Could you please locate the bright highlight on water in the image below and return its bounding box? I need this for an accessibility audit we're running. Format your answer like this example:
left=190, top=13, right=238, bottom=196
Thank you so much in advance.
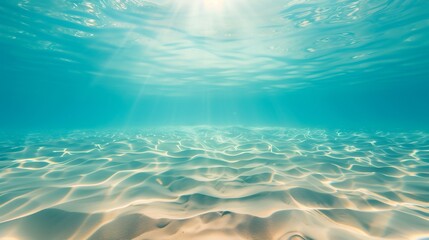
left=0, top=0, right=428, bottom=240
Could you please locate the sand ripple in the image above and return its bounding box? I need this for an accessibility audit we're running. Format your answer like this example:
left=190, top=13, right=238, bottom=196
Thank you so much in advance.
left=0, top=127, right=428, bottom=240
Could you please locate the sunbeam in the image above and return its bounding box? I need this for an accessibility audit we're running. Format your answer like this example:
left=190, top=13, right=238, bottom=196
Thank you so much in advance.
left=1, top=0, right=429, bottom=239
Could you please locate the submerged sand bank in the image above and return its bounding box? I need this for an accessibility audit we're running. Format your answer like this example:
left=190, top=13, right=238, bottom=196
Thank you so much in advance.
left=0, top=127, right=428, bottom=239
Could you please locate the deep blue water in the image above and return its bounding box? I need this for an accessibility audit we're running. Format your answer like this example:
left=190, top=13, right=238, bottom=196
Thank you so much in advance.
left=1, top=0, right=429, bottom=239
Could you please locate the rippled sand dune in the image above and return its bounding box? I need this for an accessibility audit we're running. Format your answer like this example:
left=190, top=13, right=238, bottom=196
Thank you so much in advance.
left=0, top=127, right=428, bottom=240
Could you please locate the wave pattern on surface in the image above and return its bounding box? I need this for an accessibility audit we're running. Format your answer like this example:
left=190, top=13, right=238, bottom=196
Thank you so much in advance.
left=0, top=127, right=428, bottom=240
left=1, top=0, right=429, bottom=94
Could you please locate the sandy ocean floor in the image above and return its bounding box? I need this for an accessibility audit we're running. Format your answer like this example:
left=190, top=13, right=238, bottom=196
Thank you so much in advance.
left=0, top=127, right=428, bottom=240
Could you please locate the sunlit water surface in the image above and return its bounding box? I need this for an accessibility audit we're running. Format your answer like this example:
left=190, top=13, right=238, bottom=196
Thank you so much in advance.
left=1, top=0, right=429, bottom=239
left=2, top=0, right=429, bottom=94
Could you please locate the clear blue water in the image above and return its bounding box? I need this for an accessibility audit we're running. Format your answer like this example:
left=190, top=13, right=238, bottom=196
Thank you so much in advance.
left=0, top=0, right=429, bottom=239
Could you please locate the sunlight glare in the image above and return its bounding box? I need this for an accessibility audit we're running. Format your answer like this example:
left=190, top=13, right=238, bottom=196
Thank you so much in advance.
left=203, top=0, right=225, bottom=12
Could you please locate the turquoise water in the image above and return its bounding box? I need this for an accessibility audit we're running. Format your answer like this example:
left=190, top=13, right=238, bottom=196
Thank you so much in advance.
left=1, top=0, right=429, bottom=239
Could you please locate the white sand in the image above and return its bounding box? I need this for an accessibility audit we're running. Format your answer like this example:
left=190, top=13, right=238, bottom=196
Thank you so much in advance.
left=0, top=127, right=428, bottom=239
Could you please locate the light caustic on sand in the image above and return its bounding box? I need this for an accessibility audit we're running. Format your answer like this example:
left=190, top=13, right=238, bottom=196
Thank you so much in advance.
left=0, top=127, right=428, bottom=240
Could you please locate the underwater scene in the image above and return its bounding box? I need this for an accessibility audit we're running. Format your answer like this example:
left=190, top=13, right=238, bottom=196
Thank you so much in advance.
left=1, top=0, right=429, bottom=239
